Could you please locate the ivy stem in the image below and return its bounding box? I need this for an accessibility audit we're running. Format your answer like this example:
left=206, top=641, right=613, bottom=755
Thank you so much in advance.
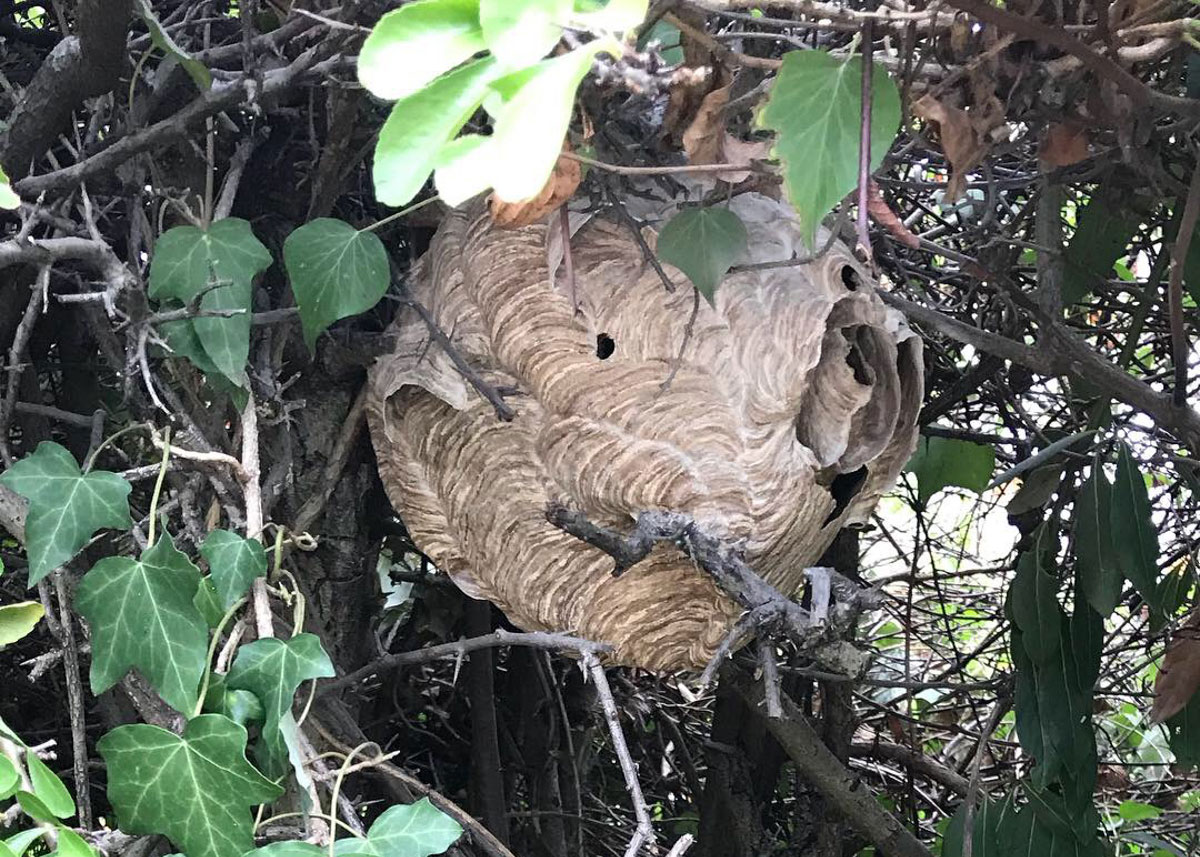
left=271, top=524, right=285, bottom=581
left=329, top=743, right=374, bottom=855
left=83, top=421, right=152, bottom=473
left=360, top=195, right=440, bottom=234
left=146, top=426, right=171, bottom=545
left=192, top=596, right=247, bottom=719
left=257, top=811, right=363, bottom=839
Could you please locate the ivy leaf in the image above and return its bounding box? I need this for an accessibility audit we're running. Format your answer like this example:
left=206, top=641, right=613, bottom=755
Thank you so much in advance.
left=148, top=219, right=272, bottom=384
left=358, top=0, right=486, bottom=101
left=199, top=530, right=267, bottom=610
left=226, top=634, right=334, bottom=770
left=242, top=844, right=324, bottom=857
left=0, top=601, right=43, bottom=647
left=1075, top=468, right=1122, bottom=617
left=98, top=715, right=284, bottom=857
left=374, top=56, right=500, bottom=207
left=1110, top=443, right=1161, bottom=619
left=656, top=207, right=748, bottom=302
left=194, top=577, right=226, bottom=628
left=201, top=675, right=265, bottom=729
left=283, top=219, right=391, bottom=349
left=480, top=0, right=570, bottom=68
left=0, top=442, right=132, bottom=586
left=904, top=436, right=995, bottom=507
left=76, top=534, right=209, bottom=714
left=333, top=798, right=463, bottom=857
left=757, top=50, right=901, bottom=248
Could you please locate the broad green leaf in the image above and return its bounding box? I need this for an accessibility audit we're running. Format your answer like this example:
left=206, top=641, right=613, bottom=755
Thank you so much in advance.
left=25, top=754, right=73, bottom=819
left=1165, top=693, right=1200, bottom=768
left=200, top=529, right=267, bottom=610
left=1117, top=800, right=1162, bottom=822
left=942, top=797, right=1002, bottom=857
left=988, top=429, right=1097, bottom=489
left=283, top=219, right=390, bottom=349
left=480, top=0, right=570, bottom=68
left=0, top=755, right=18, bottom=799
left=1010, top=544, right=1062, bottom=665
left=54, top=828, right=97, bottom=857
left=358, top=0, right=486, bottom=101
left=201, top=675, right=265, bottom=728
left=242, top=844, right=324, bottom=857
left=433, top=134, right=493, bottom=204
left=1076, top=468, right=1122, bottom=617
left=374, top=56, right=500, bottom=207
left=76, top=534, right=208, bottom=714
left=0, top=165, right=20, bottom=210
left=0, top=843, right=19, bottom=857
left=332, top=798, right=463, bottom=857
left=1110, top=443, right=1161, bottom=618
left=97, top=715, right=283, bottom=857
left=904, top=435, right=995, bottom=506
left=757, top=50, right=901, bottom=248
left=135, top=0, right=211, bottom=90
left=0, top=442, right=132, bottom=585
left=4, top=829, right=45, bottom=857
left=484, top=43, right=609, bottom=202
left=226, top=634, right=334, bottom=772
left=16, top=791, right=61, bottom=823
left=148, top=219, right=272, bottom=384
left=656, top=207, right=748, bottom=303
left=0, top=601, right=43, bottom=646
left=193, top=576, right=226, bottom=628
left=996, top=799, right=1105, bottom=857
left=1061, top=191, right=1138, bottom=306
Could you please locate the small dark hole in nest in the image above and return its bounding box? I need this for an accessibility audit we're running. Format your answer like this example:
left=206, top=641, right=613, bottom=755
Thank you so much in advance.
left=823, top=465, right=869, bottom=525
left=596, top=333, right=615, bottom=360
left=841, top=265, right=861, bottom=291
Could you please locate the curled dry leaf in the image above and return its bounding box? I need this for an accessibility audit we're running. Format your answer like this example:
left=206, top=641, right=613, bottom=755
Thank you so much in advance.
left=1039, top=121, right=1090, bottom=168
left=489, top=142, right=581, bottom=230
left=681, top=80, right=770, bottom=184
left=1150, top=608, right=1200, bottom=723
left=913, top=93, right=1003, bottom=201
left=866, top=179, right=919, bottom=249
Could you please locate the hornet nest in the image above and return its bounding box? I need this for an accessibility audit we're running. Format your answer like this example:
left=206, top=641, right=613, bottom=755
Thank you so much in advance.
left=366, top=192, right=923, bottom=672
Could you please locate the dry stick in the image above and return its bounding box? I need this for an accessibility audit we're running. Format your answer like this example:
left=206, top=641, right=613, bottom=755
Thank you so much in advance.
left=960, top=694, right=1012, bottom=857
left=320, top=629, right=613, bottom=696
left=664, top=835, right=695, bottom=857
left=52, top=570, right=92, bottom=829
left=758, top=640, right=783, bottom=719
left=584, top=651, right=657, bottom=857
left=855, top=19, right=875, bottom=266
left=0, top=279, right=46, bottom=466
left=240, top=392, right=273, bottom=639
left=1168, top=163, right=1200, bottom=408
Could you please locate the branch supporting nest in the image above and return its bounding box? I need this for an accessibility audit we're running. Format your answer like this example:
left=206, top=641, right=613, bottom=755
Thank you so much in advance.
left=546, top=504, right=877, bottom=678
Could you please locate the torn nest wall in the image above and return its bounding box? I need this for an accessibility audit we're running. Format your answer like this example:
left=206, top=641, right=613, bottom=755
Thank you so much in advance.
left=366, top=193, right=924, bottom=672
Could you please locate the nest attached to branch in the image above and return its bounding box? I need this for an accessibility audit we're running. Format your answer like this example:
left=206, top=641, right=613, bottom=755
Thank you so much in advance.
left=366, top=193, right=923, bottom=672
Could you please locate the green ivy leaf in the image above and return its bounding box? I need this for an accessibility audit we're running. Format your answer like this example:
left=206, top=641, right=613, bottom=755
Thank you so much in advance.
left=0, top=601, right=43, bottom=647
left=0, top=442, right=132, bottom=586
left=358, top=0, right=486, bottom=101
left=24, top=754, right=74, bottom=820
left=226, top=634, right=334, bottom=770
left=242, top=844, right=324, bottom=857
left=904, top=436, right=995, bottom=507
left=655, top=207, right=748, bottom=303
left=480, top=0, right=570, bottom=68
left=332, top=798, right=463, bottom=857
left=194, top=577, right=226, bottom=628
left=757, top=50, right=900, bottom=248
left=199, top=530, right=267, bottom=610
left=1075, top=468, right=1122, bottom=617
left=1110, top=443, right=1161, bottom=620
left=76, top=534, right=208, bottom=714
left=0, top=165, right=21, bottom=210
left=135, top=0, right=211, bottom=90
left=374, top=56, right=500, bottom=207
left=283, top=219, right=391, bottom=349
left=201, top=675, right=265, bottom=728
left=148, top=219, right=272, bottom=384
left=97, top=715, right=284, bottom=857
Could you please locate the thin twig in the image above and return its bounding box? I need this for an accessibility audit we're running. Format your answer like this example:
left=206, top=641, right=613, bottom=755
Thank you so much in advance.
left=0, top=281, right=47, bottom=466
left=1168, top=163, right=1200, bottom=407
left=52, top=571, right=92, bottom=829
left=855, top=19, right=875, bottom=266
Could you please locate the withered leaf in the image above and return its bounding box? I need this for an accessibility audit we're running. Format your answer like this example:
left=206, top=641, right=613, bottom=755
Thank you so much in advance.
left=490, top=141, right=581, bottom=229
left=1151, top=608, right=1200, bottom=724
left=1039, top=121, right=1090, bottom=168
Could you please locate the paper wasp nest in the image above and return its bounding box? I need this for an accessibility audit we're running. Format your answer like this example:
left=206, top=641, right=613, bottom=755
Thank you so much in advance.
left=366, top=193, right=923, bottom=671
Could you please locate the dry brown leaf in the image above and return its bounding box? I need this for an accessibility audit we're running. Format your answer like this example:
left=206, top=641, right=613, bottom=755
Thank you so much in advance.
left=1150, top=608, right=1200, bottom=723
left=866, top=179, right=920, bottom=249
left=490, top=142, right=581, bottom=229
left=682, top=82, right=731, bottom=165
left=913, top=94, right=988, bottom=202
left=1039, top=121, right=1090, bottom=167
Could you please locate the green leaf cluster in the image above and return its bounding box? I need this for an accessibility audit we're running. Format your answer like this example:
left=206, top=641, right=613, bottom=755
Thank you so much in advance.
left=904, top=435, right=995, bottom=507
